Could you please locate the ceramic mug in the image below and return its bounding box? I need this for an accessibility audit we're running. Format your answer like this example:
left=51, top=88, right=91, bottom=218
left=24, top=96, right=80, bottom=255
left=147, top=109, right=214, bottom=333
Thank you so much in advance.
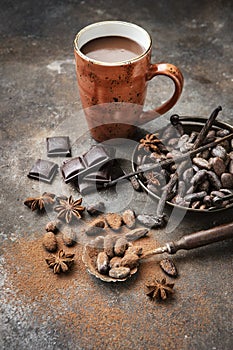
left=74, top=21, right=183, bottom=142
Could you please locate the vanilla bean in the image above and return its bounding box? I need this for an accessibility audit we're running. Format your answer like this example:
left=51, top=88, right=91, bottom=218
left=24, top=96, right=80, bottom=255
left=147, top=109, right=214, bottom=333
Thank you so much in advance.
left=103, top=133, right=233, bottom=188
left=156, top=172, right=178, bottom=217
left=193, top=106, right=222, bottom=149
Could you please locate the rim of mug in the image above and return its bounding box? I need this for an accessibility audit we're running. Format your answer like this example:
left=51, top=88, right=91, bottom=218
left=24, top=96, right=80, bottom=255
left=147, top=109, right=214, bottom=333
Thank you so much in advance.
left=74, top=20, right=152, bottom=66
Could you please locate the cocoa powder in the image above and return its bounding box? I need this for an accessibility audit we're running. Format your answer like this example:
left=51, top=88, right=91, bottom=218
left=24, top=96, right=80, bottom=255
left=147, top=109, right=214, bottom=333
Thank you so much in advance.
left=1, top=229, right=212, bottom=349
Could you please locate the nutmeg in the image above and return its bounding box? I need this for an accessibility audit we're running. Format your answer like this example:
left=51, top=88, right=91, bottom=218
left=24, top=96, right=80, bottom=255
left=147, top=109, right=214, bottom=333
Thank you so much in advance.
left=42, top=232, right=58, bottom=252
left=62, top=229, right=76, bottom=247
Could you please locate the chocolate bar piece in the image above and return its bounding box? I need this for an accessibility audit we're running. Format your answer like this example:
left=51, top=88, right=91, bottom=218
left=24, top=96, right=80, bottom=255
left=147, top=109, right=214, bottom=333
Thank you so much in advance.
left=46, top=136, right=71, bottom=157
left=76, top=160, right=125, bottom=195
left=61, top=145, right=115, bottom=183
left=27, top=159, right=58, bottom=183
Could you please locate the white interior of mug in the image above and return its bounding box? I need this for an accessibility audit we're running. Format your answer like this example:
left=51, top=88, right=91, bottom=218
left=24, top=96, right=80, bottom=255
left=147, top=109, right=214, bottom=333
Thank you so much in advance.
left=74, top=21, right=151, bottom=65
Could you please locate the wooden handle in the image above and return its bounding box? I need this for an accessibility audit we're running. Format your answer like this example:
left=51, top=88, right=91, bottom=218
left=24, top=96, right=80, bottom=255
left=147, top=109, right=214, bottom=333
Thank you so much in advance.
left=168, top=222, right=233, bottom=253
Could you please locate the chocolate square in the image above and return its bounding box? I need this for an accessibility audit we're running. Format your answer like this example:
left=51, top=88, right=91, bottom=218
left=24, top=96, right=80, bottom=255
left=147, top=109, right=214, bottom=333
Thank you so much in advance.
left=76, top=160, right=125, bottom=194
left=27, top=159, right=58, bottom=183
left=46, top=136, right=71, bottom=157
left=83, top=145, right=109, bottom=167
left=61, top=157, right=86, bottom=183
left=60, top=145, right=116, bottom=183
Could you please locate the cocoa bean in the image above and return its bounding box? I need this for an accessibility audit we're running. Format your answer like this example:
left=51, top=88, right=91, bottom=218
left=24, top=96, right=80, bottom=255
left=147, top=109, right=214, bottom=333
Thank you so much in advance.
left=109, top=256, right=122, bottom=269
left=90, top=236, right=105, bottom=249
left=85, top=219, right=106, bottom=236
left=86, top=201, right=105, bottom=216
left=190, top=169, right=207, bottom=186
left=206, top=130, right=216, bottom=142
left=122, top=209, right=136, bottom=229
left=114, top=237, right=129, bottom=256
left=199, top=149, right=210, bottom=160
left=104, top=235, right=117, bottom=258
left=105, top=213, right=122, bottom=231
left=109, top=266, right=131, bottom=279
left=203, top=195, right=212, bottom=207
left=216, top=129, right=230, bottom=137
left=159, top=258, right=178, bottom=277
left=229, top=160, right=233, bottom=174
left=184, top=191, right=207, bottom=202
left=211, top=145, right=227, bottom=159
left=221, top=173, right=233, bottom=189
left=198, top=180, right=210, bottom=192
left=120, top=253, right=140, bottom=269
left=192, top=157, right=211, bottom=170
left=125, top=227, right=149, bottom=241
left=97, top=252, right=109, bottom=275
left=211, top=157, right=226, bottom=176
left=207, top=171, right=222, bottom=190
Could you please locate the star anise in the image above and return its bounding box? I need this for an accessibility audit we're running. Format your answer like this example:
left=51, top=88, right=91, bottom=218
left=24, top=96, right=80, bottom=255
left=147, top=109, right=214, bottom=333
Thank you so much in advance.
left=145, top=277, right=174, bottom=300
left=24, top=192, right=56, bottom=211
left=144, top=171, right=160, bottom=186
left=45, top=249, right=75, bottom=274
left=138, top=133, right=162, bottom=153
left=54, top=195, right=85, bottom=223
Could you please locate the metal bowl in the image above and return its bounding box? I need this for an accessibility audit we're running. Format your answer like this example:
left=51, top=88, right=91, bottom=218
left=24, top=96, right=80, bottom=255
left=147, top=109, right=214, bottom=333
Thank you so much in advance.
left=132, top=117, right=233, bottom=213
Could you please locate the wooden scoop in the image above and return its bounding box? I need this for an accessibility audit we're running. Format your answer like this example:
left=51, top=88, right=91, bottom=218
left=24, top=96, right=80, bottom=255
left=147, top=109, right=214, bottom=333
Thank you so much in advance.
left=82, top=222, right=233, bottom=282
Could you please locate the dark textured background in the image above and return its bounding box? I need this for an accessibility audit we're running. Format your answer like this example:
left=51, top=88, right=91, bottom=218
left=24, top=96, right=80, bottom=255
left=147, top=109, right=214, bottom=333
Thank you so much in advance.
left=0, top=1, right=233, bottom=349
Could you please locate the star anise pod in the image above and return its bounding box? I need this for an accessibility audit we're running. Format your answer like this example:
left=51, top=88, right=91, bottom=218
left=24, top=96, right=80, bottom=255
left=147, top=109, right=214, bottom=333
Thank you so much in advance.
left=138, top=133, right=162, bottom=153
left=144, top=171, right=160, bottom=186
left=54, top=195, right=85, bottom=223
left=46, top=249, right=75, bottom=274
left=24, top=192, right=56, bottom=211
left=145, top=277, right=174, bottom=300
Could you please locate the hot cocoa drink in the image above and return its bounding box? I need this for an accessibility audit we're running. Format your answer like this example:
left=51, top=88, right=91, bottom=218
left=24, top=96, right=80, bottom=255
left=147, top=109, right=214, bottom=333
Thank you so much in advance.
left=81, top=36, right=144, bottom=62
left=74, top=21, right=183, bottom=141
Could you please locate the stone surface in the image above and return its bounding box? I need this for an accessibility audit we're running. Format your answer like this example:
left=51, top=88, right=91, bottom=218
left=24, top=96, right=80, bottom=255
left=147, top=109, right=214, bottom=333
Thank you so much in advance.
left=0, top=0, right=233, bottom=349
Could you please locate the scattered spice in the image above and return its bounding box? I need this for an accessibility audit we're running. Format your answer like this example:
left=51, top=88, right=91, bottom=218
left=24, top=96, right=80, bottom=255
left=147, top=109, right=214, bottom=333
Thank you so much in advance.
left=159, top=258, right=178, bottom=277
left=145, top=277, right=175, bottom=300
left=24, top=192, right=56, bottom=211
left=54, top=195, right=85, bottom=223
left=42, top=231, right=58, bottom=252
left=138, top=133, right=162, bottom=153
left=45, top=249, right=75, bottom=274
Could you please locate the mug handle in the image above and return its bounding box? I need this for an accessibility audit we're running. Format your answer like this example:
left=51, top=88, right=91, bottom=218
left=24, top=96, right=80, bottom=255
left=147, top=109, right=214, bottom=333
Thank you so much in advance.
left=139, top=63, right=184, bottom=124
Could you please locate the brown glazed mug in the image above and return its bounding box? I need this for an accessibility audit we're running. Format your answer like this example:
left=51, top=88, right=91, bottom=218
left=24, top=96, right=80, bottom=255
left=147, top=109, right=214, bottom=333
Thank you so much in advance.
left=74, top=21, right=183, bottom=142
